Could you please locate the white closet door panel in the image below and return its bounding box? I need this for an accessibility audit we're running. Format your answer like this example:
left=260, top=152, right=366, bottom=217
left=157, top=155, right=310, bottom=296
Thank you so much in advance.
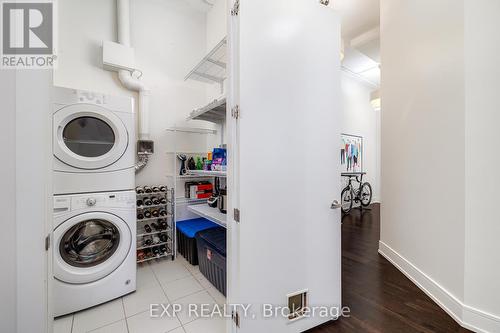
left=232, top=0, right=342, bottom=332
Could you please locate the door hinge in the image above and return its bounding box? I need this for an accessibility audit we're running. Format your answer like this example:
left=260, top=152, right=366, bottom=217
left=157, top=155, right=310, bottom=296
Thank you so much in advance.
left=234, top=208, right=240, bottom=223
left=232, top=310, right=241, bottom=328
left=231, top=105, right=240, bottom=119
left=319, top=0, right=330, bottom=6
left=45, top=234, right=50, bottom=251
left=231, top=0, right=240, bottom=16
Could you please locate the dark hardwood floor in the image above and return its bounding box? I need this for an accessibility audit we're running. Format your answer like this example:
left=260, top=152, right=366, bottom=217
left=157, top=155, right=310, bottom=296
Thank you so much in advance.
left=307, top=204, right=471, bottom=333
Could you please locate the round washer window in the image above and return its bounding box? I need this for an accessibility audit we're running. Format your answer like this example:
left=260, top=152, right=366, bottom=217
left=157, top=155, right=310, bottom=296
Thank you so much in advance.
left=60, top=219, right=120, bottom=268
left=63, top=117, right=115, bottom=158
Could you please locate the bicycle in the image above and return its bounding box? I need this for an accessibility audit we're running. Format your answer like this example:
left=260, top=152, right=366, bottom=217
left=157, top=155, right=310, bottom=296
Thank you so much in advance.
left=341, top=172, right=372, bottom=214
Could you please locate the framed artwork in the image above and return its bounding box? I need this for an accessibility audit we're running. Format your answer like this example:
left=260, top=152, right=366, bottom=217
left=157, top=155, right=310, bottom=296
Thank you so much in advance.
left=341, top=134, right=363, bottom=172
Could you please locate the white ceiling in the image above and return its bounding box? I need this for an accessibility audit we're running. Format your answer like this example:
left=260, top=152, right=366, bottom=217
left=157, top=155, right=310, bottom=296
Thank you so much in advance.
left=184, top=0, right=213, bottom=11
left=333, top=0, right=380, bottom=40
left=335, top=0, right=380, bottom=87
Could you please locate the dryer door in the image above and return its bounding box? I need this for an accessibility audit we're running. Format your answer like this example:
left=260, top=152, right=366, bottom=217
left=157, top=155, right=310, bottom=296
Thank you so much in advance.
left=54, top=212, right=132, bottom=284
left=53, top=104, right=129, bottom=170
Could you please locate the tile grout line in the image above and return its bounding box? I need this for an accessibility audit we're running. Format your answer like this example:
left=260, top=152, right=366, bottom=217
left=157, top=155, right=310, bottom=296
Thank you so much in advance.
left=180, top=257, right=228, bottom=328
left=121, top=298, right=130, bottom=333
left=83, top=317, right=127, bottom=333
left=148, top=261, right=185, bottom=331
left=61, top=259, right=193, bottom=333
left=149, top=259, right=194, bottom=285
left=176, top=256, right=210, bottom=332
left=149, top=261, right=173, bottom=304
left=157, top=258, right=191, bottom=332
left=74, top=296, right=132, bottom=333
left=148, top=255, right=226, bottom=332
left=182, top=259, right=220, bottom=304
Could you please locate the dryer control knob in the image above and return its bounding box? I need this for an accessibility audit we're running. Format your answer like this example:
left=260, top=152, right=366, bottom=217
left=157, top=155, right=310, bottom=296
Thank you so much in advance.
left=86, top=198, right=97, bottom=207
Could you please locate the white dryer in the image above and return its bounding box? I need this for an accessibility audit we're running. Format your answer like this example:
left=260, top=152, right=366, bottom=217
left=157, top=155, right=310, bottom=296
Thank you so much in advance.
left=53, top=87, right=136, bottom=195
left=53, top=190, right=136, bottom=317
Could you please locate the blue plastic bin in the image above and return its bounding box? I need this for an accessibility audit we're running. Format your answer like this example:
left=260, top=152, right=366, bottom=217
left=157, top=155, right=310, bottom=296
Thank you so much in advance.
left=176, top=218, right=218, bottom=265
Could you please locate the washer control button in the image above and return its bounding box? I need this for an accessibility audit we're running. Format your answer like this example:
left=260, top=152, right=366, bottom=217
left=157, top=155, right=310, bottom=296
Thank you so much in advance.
left=86, top=198, right=97, bottom=207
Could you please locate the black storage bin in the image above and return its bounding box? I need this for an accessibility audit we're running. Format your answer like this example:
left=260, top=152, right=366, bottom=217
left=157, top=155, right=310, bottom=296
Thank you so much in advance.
left=177, top=218, right=218, bottom=265
left=196, top=227, right=227, bottom=296
left=177, top=229, right=198, bottom=264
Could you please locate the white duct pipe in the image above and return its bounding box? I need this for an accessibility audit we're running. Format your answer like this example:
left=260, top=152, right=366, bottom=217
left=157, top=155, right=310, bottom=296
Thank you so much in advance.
left=117, top=0, right=131, bottom=47
left=118, top=71, right=151, bottom=140
left=117, top=0, right=151, bottom=141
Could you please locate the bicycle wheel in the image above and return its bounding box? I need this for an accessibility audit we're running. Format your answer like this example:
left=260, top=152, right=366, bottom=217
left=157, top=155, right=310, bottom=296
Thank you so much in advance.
left=341, top=187, right=354, bottom=213
left=360, top=182, right=373, bottom=207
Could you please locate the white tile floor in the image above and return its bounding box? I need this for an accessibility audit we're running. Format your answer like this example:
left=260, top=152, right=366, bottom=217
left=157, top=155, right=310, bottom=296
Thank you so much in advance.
left=54, top=256, right=226, bottom=333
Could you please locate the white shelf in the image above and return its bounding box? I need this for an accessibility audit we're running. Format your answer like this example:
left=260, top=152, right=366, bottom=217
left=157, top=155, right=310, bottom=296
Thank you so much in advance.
left=166, top=174, right=214, bottom=179
left=188, top=204, right=227, bottom=228
left=185, top=38, right=227, bottom=87
left=165, top=127, right=217, bottom=135
left=186, top=169, right=227, bottom=178
left=166, top=151, right=210, bottom=155
left=176, top=197, right=208, bottom=204
left=187, top=97, right=226, bottom=124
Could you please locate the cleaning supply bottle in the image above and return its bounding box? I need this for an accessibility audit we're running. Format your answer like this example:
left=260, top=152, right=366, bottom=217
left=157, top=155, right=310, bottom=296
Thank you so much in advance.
left=196, top=156, right=203, bottom=170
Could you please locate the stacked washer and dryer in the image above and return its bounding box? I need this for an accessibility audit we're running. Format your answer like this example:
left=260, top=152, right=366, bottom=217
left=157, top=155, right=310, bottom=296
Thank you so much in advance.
left=52, top=87, right=137, bottom=317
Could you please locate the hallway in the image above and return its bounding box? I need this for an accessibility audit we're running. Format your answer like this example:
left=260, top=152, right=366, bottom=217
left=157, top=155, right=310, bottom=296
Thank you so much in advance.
left=308, top=204, right=471, bottom=333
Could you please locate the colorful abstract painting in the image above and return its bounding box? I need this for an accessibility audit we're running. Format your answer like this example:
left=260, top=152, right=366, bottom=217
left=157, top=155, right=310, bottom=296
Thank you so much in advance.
left=341, top=134, right=363, bottom=172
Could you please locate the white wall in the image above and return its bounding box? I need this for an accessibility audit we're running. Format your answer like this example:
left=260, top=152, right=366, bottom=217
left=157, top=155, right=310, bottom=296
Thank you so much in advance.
left=206, top=0, right=227, bottom=51
left=54, top=0, right=214, bottom=186
left=341, top=73, right=381, bottom=202
left=464, top=0, right=500, bottom=322
left=380, top=0, right=500, bottom=331
left=380, top=0, right=466, bottom=300
left=205, top=0, right=228, bottom=104
left=0, top=68, right=17, bottom=333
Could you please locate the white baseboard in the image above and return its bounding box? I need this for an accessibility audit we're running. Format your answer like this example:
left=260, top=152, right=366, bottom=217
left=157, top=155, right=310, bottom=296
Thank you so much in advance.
left=378, top=241, right=500, bottom=333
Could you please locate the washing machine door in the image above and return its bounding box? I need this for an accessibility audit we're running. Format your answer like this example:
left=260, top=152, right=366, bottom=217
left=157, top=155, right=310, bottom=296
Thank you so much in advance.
left=54, top=212, right=132, bottom=284
left=53, top=104, right=129, bottom=170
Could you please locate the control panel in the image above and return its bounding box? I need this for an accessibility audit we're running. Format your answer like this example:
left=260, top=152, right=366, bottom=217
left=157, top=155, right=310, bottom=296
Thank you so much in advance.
left=53, top=191, right=136, bottom=212
left=76, top=91, right=106, bottom=105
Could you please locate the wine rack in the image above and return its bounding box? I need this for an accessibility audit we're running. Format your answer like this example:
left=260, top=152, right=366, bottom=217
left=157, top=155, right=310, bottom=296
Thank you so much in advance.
left=136, top=185, right=175, bottom=263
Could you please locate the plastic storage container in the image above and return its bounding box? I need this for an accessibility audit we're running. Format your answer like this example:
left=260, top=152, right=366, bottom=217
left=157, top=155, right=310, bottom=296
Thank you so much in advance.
left=176, top=218, right=218, bottom=265
left=196, top=227, right=227, bottom=296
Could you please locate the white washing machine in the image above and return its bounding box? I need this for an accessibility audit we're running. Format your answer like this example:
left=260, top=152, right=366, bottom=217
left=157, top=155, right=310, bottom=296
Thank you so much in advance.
left=53, top=87, right=136, bottom=195
left=53, top=190, right=136, bottom=317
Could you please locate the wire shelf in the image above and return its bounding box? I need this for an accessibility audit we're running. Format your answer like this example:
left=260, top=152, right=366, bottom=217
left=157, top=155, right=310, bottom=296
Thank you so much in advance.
left=136, top=186, right=176, bottom=262
left=137, top=240, right=173, bottom=251
left=187, top=97, right=227, bottom=124
left=186, top=169, right=227, bottom=178
left=135, top=191, right=169, bottom=197
left=136, top=215, right=171, bottom=223
left=185, top=38, right=227, bottom=87
left=166, top=174, right=214, bottom=179
left=136, top=229, right=171, bottom=238
left=137, top=251, right=173, bottom=264
left=136, top=203, right=169, bottom=210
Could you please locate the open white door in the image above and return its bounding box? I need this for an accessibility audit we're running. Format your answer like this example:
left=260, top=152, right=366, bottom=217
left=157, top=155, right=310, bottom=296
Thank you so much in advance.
left=227, top=0, right=342, bottom=332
